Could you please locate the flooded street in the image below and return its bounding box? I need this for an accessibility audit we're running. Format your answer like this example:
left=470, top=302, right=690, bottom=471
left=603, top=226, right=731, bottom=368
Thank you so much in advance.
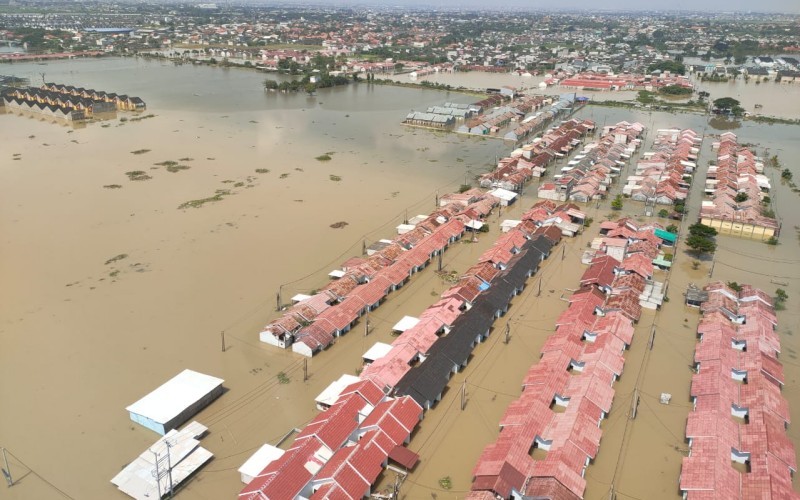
left=1, top=58, right=799, bottom=499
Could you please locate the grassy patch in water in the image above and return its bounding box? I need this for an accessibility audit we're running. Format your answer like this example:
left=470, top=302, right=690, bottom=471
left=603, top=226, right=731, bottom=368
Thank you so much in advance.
left=125, top=170, right=152, bottom=181
left=315, top=154, right=332, bottom=161
left=105, top=253, right=128, bottom=265
left=130, top=149, right=151, bottom=155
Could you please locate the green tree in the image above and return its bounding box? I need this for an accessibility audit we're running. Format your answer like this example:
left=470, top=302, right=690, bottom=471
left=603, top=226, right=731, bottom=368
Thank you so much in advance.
left=686, top=234, right=717, bottom=255
left=659, top=85, right=693, bottom=96
left=688, top=223, right=718, bottom=238
left=658, top=209, right=670, bottom=218
left=666, top=224, right=678, bottom=234
left=713, top=97, right=744, bottom=116
left=611, top=194, right=623, bottom=211
left=734, top=192, right=749, bottom=203
left=647, top=60, right=686, bottom=75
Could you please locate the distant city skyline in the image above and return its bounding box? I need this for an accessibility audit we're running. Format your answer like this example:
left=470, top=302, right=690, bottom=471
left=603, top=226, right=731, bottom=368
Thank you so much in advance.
left=267, top=0, right=800, bottom=14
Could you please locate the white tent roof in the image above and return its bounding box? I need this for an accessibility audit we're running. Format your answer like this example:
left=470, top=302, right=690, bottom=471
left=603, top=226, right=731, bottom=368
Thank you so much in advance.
left=238, top=444, right=286, bottom=484
left=126, top=370, right=224, bottom=425
left=328, top=269, right=346, bottom=278
left=314, top=374, right=360, bottom=407
left=392, top=315, right=420, bottom=332
left=488, top=187, right=518, bottom=202
left=500, top=220, right=522, bottom=231
left=396, top=224, right=416, bottom=234
left=363, top=342, right=393, bottom=363
left=291, top=293, right=312, bottom=303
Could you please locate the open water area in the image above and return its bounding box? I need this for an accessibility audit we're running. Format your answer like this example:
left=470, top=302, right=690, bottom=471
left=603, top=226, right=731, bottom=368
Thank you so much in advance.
left=1, top=56, right=800, bottom=499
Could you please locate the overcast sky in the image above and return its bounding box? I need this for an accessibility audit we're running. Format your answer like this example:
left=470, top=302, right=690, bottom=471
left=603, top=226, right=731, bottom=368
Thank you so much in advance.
left=296, top=0, right=799, bottom=14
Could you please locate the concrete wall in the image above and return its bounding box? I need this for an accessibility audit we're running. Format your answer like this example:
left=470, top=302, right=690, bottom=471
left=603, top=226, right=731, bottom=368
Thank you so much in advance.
left=700, top=217, right=776, bottom=241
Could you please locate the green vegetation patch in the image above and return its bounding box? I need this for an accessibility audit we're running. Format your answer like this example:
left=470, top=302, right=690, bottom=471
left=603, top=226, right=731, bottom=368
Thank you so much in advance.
left=178, top=191, right=230, bottom=209
left=130, top=149, right=151, bottom=155
left=167, top=164, right=191, bottom=173
left=104, top=184, right=123, bottom=189
left=329, top=174, right=342, bottom=181
left=105, top=254, right=129, bottom=265
left=255, top=168, right=270, bottom=174
left=316, top=154, right=332, bottom=161
left=125, top=170, right=152, bottom=181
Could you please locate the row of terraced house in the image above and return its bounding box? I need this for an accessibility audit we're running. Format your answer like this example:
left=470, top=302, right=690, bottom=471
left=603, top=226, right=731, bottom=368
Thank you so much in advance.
left=699, top=132, right=779, bottom=241
left=679, top=282, right=798, bottom=499
left=623, top=128, right=702, bottom=206
left=467, top=216, right=672, bottom=500
left=239, top=196, right=591, bottom=499
left=259, top=188, right=521, bottom=357
left=538, top=121, right=644, bottom=202
left=2, top=87, right=116, bottom=118
left=40, top=82, right=146, bottom=111
left=480, top=118, right=595, bottom=191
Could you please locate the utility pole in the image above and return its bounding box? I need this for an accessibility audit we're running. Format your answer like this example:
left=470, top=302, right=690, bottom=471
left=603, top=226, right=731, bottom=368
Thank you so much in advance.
left=364, top=310, right=370, bottom=337
left=435, top=190, right=439, bottom=207
left=562, top=245, right=566, bottom=261
left=221, top=330, right=226, bottom=352
left=166, top=440, right=174, bottom=499
left=2, top=447, right=12, bottom=487
left=504, top=322, right=510, bottom=344
left=630, top=389, right=639, bottom=420
left=303, top=358, right=308, bottom=382
left=437, top=252, right=443, bottom=272
left=362, top=240, right=366, bottom=255
left=649, top=326, right=656, bottom=351
left=276, top=287, right=282, bottom=312
left=708, top=253, right=716, bottom=277
left=460, top=380, right=467, bottom=410
left=536, top=278, right=542, bottom=297
left=392, top=473, right=400, bottom=499
left=151, top=449, right=163, bottom=499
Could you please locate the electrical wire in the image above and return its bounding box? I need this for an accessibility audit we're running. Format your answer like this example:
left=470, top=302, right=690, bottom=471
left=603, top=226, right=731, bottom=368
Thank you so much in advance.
left=3, top=449, right=75, bottom=500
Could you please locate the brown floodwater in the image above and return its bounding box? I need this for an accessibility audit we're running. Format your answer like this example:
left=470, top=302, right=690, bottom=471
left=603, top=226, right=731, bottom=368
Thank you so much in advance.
left=1, top=58, right=799, bottom=500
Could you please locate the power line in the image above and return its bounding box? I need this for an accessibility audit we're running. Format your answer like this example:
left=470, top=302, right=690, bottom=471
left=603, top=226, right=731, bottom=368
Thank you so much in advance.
left=2, top=449, right=75, bottom=500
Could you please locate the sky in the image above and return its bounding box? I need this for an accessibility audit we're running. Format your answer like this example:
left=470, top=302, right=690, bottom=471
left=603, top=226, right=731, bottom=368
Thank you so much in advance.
left=292, top=0, right=800, bottom=14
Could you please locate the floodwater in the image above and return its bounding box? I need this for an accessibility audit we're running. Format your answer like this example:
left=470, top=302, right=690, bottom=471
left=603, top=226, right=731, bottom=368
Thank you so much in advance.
left=417, top=65, right=800, bottom=120
left=1, top=57, right=799, bottom=500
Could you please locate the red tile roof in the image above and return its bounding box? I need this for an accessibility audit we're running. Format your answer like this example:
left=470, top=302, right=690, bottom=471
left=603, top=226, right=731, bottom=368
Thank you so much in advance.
left=579, top=254, right=619, bottom=289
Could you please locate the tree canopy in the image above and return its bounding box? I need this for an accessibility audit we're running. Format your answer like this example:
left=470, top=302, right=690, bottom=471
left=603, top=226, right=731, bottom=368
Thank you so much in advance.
left=647, top=60, right=686, bottom=75
left=688, top=223, right=718, bottom=238
left=686, top=234, right=717, bottom=255
left=713, top=97, right=744, bottom=116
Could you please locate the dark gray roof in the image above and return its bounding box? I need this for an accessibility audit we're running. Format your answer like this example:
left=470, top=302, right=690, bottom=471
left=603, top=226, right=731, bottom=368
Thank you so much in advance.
left=394, top=237, right=556, bottom=407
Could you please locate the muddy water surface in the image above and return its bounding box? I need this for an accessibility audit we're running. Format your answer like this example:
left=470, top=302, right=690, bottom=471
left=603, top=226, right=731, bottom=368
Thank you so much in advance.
left=2, top=58, right=800, bottom=500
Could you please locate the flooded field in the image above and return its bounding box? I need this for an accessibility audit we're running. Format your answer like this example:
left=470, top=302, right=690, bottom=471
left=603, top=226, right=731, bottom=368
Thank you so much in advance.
left=1, top=57, right=799, bottom=499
